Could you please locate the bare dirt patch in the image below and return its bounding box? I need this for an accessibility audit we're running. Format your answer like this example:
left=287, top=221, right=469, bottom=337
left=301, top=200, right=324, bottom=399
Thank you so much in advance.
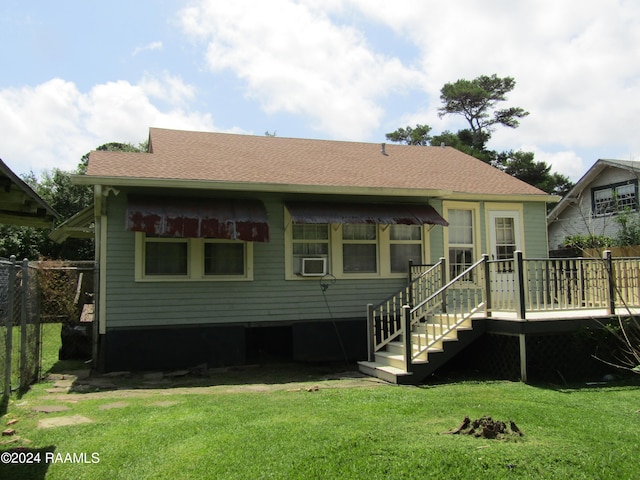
left=39, top=363, right=386, bottom=402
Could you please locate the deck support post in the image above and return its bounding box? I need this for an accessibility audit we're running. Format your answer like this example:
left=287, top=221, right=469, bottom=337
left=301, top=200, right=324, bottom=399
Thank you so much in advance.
left=482, top=254, right=492, bottom=318
left=439, top=257, right=447, bottom=314
left=366, top=303, right=374, bottom=362
left=519, top=334, right=528, bottom=383
left=603, top=250, right=615, bottom=315
left=514, top=251, right=526, bottom=320
left=402, top=305, right=412, bottom=373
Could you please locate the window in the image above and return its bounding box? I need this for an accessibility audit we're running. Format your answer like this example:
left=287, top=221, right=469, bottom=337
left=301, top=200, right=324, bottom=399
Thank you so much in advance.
left=389, top=225, right=422, bottom=273
left=136, top=233, right=253, bottom=281
left=284, top=208, right=431, bottom=279
left=592, top=181, right=638, bottom=216
left=292, top=224, right=329, bottom=275
left=447, top=209, right=474, bottom=280
left=342, top=224, right=377, bottom=273
left=204, top=242, right=245, bottom=276
left=494, top=217, right=516, bottom=260
left=145, top=238, right=188, bottom=276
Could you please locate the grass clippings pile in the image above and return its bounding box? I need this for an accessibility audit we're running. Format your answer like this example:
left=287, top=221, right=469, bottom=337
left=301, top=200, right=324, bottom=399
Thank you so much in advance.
left=443, top=415, right=523, bottom=440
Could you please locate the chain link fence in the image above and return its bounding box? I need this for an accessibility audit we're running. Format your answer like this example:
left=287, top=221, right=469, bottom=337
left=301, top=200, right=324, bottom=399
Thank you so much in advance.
left=1, top=256, right=42, bottom=398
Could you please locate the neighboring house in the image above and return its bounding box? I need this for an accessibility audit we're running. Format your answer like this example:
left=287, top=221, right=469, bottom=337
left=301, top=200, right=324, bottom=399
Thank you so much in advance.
left=0, top=158, right=58, bottom=228
left=74, top=128, right=555, bottom=372
left=547, top=159, right=640, bottom=251
left=0, top=158, right=57, bottom=346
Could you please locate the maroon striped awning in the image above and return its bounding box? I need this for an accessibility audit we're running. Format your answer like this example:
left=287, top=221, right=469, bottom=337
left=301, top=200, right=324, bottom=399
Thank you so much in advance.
left=126, top=195, right=269, bottom=242
left=285, top=201, right=448, bottom=226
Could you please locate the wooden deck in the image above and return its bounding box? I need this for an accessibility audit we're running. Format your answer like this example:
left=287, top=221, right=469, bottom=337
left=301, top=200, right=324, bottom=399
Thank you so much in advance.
left=362, top=253, right=640, bottom=384
left=474, top=307, right=640, bottom=336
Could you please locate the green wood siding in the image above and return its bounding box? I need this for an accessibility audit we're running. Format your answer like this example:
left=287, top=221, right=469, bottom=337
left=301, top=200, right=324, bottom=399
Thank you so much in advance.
left=522, top=202, right=549, bottom=257
left=102, top=191, right=548, bottom=329
left=104, top=191, right=408, bottom=329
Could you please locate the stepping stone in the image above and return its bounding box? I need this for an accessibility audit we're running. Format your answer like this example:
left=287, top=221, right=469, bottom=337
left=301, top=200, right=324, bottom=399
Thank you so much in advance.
left=99, top=402, right=129, bottom=410
left=38, top=415, right=93, bottom=429
left=54, top=380, right=74, bottom=388
left=33, top=405, right=71, bottom=413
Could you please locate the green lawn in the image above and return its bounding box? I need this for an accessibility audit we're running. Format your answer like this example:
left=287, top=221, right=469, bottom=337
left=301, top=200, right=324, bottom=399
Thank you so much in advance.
left=1, top=324, right=639, bottom=479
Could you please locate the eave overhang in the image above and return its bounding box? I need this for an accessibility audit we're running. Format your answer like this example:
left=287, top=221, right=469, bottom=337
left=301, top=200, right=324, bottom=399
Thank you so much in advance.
left=72, top=175, right=555, bottom=202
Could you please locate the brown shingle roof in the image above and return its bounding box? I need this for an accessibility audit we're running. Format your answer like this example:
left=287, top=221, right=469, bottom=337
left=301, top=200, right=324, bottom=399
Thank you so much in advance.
left=86, top=127, right=547, bottom=196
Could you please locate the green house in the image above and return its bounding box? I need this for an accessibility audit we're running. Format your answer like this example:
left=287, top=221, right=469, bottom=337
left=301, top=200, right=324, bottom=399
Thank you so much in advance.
left=75, top=128, right=556, bottom=372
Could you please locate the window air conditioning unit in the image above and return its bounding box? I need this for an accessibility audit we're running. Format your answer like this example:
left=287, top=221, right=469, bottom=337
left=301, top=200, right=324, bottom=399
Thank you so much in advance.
left=301, top=257, right=327, bottom=276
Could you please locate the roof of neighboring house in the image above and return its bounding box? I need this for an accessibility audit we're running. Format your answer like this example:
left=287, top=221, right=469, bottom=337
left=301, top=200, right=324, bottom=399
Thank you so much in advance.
left=547, top=159, right=640, bottom=225
left=49, top=205, right=95, bottom=243
left=80, top=127, right=553, bottom=200
left=0, top=158, right=59, bottom=228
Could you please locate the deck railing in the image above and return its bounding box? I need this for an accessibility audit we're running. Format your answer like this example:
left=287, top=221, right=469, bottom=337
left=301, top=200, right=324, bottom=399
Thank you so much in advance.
left=366, top=250, right=640, bottom=368
left=521, top=257, right=609, bottom=312
left=490, top=251, right=640, bottom=318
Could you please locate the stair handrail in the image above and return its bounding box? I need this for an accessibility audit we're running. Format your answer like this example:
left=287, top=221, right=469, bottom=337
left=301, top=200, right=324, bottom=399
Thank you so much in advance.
left=367, top=259, right=445, bottom=358
left=410, top=256, right=486, bottom=316
left=407, top=257, right=487, bottom=364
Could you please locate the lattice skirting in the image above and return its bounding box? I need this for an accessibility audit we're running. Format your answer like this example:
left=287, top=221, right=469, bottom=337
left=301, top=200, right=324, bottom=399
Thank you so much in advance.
left=445, top=332, right=617, bottom=383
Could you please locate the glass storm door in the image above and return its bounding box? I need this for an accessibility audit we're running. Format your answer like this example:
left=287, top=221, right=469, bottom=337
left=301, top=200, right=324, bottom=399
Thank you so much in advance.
left=488, top=211, right=521, bottom=306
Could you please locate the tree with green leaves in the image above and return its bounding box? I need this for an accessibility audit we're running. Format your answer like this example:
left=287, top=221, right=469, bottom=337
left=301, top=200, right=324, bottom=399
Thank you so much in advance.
left=384, top=124, right=432, bottom=146
left=385, top=74, right=572, bottom=196
left=493, top=150, right=573, bottom=197
left=438, top=74, right=529, bottom=150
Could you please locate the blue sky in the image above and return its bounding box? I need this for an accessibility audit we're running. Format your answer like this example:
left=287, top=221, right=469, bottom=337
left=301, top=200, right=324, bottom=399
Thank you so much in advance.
left=2, top=0, right=639, bottom=181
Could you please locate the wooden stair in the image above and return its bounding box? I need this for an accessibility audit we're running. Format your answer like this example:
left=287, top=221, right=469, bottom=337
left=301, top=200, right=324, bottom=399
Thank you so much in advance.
left=358, top=315, right=485, bottom=385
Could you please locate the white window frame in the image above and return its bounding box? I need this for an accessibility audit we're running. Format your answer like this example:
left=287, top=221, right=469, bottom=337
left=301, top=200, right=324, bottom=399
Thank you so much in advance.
left=290, top=223, right=330, bottom=277
left=284, top=208, right=429, bottom=280
left=591, top=181, right=638, bottom=217
left=443, top=201, right=481, bottom=283
left=135, top=232, right=254, bottom=282
left=341, top=224, right=379, bottom=275
left=389, top=224, right=424, bottom=274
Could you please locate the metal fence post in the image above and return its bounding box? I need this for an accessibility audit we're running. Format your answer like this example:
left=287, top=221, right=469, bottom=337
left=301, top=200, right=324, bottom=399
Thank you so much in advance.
left=19, top=259, right=28, bottom=390
left=33, top=263, right=42, bottom=382
left=4, top=256, right=16, bottom=398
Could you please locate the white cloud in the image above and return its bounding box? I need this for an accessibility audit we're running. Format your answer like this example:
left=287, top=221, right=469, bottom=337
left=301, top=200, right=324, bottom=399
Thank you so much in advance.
left=178, top=0, right=423, bottom=140
left=177, top=0, right=640, bottom=174
left=0, top=76, right=216, bottom=175
left=348, top=0, right=640, bottom=174
left=132, top=40, right=163, bottom=56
